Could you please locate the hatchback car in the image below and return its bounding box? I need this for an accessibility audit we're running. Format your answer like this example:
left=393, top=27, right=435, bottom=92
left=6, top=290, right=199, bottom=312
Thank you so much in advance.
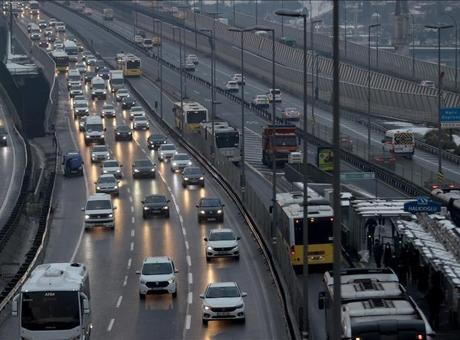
left=182, top=166, right=204, bottom=188
left=170, top=153, right=192, bottom=172
left=116, top=88, right=130, bottom=102
left=225, top=80, right=239, bottom=92
left=101, top=159, right=123, bottom=179
left=200, top=282, right=246, bottom=324
left=132, top=116, right=149, bottom=130
left=142, top=195, right=170, bottom=218
left=75, top=62, right=87, bottom=74
left=204, top=228, right=240, bottom=261
left=129, top=106, right=146, bottom=120
left=95, top=174, right=119, bottom=196
left=114, top=125, right=133, bottom=141
left=79, top=116, right=87, bottom=132
left=137, top=256, right=178, bottom=298
left=91, top=145, right=110, bottom=163
left=98, top=67, right=111, bottom=80
left=101, top=103, right=116, bottom=118
left=73, top=101, right=89, bottom=119
left=69, top=85, right=83, bottom=98
left=132, top=159, right=156, bottom=179
left=147, top=134, right=167, bottom=149
left=196, top=198, right=224, bottom=223
left=121, top=96, right=136, bottom=109
left=157, top=144, right=177, bottom=161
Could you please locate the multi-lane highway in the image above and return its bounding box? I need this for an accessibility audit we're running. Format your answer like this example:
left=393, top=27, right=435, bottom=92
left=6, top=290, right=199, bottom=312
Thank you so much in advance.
left=0, top=92, right=25, bottom=227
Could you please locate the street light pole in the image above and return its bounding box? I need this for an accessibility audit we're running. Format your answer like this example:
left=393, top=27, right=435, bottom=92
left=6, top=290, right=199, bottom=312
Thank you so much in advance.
left=276, top=9, right=309, bottom=339
left=410, top=14, right=415, bottom=80
left=367, top=23, right=380, bottom=161
left=173, top=27, right=184, bottom=124
left=443, top=13, right=458, bottom=90
left=425, top=24, right=453, bottom=180
left=311, top=19, right=322, bottom=128
left=155, top=19, right=163, bottom=121
left=344, top=0, right=347, bottom=57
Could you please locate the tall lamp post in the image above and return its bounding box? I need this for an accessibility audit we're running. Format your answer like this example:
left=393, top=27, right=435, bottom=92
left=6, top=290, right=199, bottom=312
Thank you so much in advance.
left=172, top=27, right=184, bottom=123
left=367, top=23, right=380, bottom=161
left=410, top=14, right=416, bottom=80
left=228, top=27, right=253, bottom=195
left=154, top=19, right=163, bottom=121
left=250, top=26, right=276, bottom=240
left=443, top=13, right=458, bottom=90
left=276, top=9, right=309, bottom=339
left=311, top=19, right=322, bottom=128
left=425, top=24, right=453, bottom=180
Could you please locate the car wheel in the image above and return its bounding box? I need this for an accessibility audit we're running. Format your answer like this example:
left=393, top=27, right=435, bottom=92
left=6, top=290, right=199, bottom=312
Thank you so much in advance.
left=197, top=216, right=202, bottom=223
left=201, top=182, right=205, bottom=188
left=142, top=213, right=147, bottom=219
left=235, top=255, right=240, bottom=261
left=139, top=293, right=145, bottom=300
left=165, top=212, right=170, bottom=218
left=172, top=291, right=177, bottom=298
left=206, top=256, right=211, bottom=262
left=240, top=317, right=245, bottom=324
left=202, top=319, right=208, bottom=326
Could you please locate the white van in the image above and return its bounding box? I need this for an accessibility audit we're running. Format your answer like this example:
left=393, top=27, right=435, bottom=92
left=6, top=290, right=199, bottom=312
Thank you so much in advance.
left=84, top=116, right=105, bottom=145
left=67, top=69, right=81, bottom=89
left=82, top=193, right=115, bottom=230
left=109, top=70, right=124, bottom=92
left=267, top=88, right=282, bottom=103
left=91, top=76, right=106, bottom=100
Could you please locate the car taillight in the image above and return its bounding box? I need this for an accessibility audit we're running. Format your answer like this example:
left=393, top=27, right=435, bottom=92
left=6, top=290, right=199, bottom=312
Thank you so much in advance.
left=290, top=246, right=295, bottom=256
left=417, top=335, right=424, bottom=340
left=432, top=185, right=439, bottom=189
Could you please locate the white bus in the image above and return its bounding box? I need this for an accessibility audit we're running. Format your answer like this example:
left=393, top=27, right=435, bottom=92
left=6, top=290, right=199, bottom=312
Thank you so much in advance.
left=200, top=121, right=240, bottom=164
left=382, top=129, right=415, bottom=159
left=63, top=40, right=79, bottom=62
left=319, top=268, right=434, bottom=340
left=109, top=70, right=124, bottom=92
left=12, top=263, right=92, bottom=340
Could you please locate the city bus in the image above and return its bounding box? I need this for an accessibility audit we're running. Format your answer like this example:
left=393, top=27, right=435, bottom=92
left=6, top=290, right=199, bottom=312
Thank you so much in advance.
left=63, top=40, right=79, bottom=62
left=276, top=189, right=334, bottom=270
left=50, top=49, right=70, bottom=72
left=174, top=101, right=208, bottom=133
left=382, top=129, right=415, bottom=159
left=200, top=121, right=240, bottom=164
left=116, top=53, right=142, bottom=77
left=12, top=263, right=92, bottom=340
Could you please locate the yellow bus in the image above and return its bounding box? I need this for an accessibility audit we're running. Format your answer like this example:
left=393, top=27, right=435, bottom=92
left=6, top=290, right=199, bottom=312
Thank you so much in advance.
left=276, top=190, right=334, bottom=270
left=116, top=53, right=141, bottom=77
left=173, top=101, right=208, bottom=133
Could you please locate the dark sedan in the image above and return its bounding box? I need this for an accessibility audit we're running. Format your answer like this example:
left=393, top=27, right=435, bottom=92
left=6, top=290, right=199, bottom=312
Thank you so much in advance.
left=132, top=159, right=156, bottom=178
left=182, top=166, right=204, bottom=188
left=142, top=195, right=170, bottom=218
left=114, top=125, right=132, bottom=141
left=38, top=41, right=49, bottom=49
left=98, top=67, right=111, bottom=80
left=84, top=71, right=95, bottom=84
left=94, top=60, right=105, bottom=73
left=121, top=96, right=136, bottom=110
left=196, top=198, right=224, bottom=223
left=147, top=134, right=167, bottom=150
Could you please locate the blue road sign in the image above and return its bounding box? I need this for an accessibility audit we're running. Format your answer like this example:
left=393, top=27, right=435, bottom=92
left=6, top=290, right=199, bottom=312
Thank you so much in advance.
left=403, top=196, right=441, bottom=214
left=440, top=108, right=460, bottom=128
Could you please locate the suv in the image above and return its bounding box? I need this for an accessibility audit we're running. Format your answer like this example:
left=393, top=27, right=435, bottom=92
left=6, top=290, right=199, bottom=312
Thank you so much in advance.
left=142, top=195, right=170, bottom=218
left=137, top=257, right=178, bottom=299
left=132, top=159, right=156, bottom=179
left=204, top=228, right=240, bottom=261
left=158, top=144, right=177, bottom=162
left=147, top=134, right=167, bottom=149
left=182, top=166, right=204, bottom=188
left=91, top=145, right=110, bottom=163
left=82, top=193, right=116, bottom=230
left=95, top=174, right=119, bottom=196
left=132, top=116, right=149, bottom=130
left=267, top=88, right=282, bottom=103
left=251, top=95, right=269, bottom=109
left=170, top=153, right=192, bottom=172
left=196, top=198, right=224, bottom=223
left=129, top=106, right=146, bottom=120
left=200, top=282, right=246, bottom=324
left=101, top=104, right=116, bottom=118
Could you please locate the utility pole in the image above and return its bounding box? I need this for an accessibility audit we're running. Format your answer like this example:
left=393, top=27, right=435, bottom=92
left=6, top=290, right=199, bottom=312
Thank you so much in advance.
left=311, top=19, right=322, bottom=128
left=367, top=23, right=380, bottom=161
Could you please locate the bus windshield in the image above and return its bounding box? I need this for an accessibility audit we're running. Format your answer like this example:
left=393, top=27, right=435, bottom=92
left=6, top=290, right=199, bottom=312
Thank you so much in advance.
left=21, top=291, right=80, bottom=331
left=186, top=110, right=207, bottom=124
left=274, top=136, right=297, bottom=147
left=294, top=218, right=333, bottom=244
left=215, top=132, right=239, bottom=148
left=126, top=60, right=140, bottom=69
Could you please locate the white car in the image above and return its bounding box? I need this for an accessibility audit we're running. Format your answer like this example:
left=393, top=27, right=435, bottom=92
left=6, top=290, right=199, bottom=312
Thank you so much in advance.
left=420, top=80, right=435, bottom=88
left=101, top=159, right=123, bottom=179
left=183, top=61, right=195, bottom=71
left=204, top=228, right=240, bottom=261
left=267, top=88, right=282, bottom=102
left=69, top=85, right=83, bottom=98
left=200, top=282, right=247, bottom=324
left=95, top=174, right=119, bottom=196
left=73, top=101, right=89, bottom=119
left=251, top=94, right=270, bottom=109
left=170, top=153, right=192, bottom=172
left=231, top=73, right=245, bottom=85
left=82, top=193, right=116, bottom=230
left=137, top=256, right=178, bottom=299
left=132, top=116, right=149, bottom=130
left=281, top=107, right=301, bottom=122
left=116, top=88, right=130, bottom=102
left=225, top=80, right=239, bottom=92
left=86, top=55, right=97, bottom=66
left=91, top=145, right=110, bottom=163
left=129, top=106, right=146, bottom=120
left=157, top=144, right=177, bottom=162
left=186, top=54, right=199, bottom=64
left=101, top=104, right=116, bottom=118
left=75, top=62, right=87, bottom=73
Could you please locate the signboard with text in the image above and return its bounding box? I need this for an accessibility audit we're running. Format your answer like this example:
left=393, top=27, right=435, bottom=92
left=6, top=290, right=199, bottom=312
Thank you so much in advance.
left=403, top=196, right=441, bottom=214
left=440, top=108, right=460, bottom=128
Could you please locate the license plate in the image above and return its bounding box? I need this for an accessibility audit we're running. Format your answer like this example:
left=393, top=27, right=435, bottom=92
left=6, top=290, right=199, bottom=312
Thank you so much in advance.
left=216, top=312, right=230, bottom=316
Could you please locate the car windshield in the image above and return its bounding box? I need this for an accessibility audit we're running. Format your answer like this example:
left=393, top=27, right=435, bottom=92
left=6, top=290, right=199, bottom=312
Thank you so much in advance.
left=75, top=103, right=87, bottom=108
left=206, top=286, right=240, bottom=298
left=134, top=117, right=146, bottom=121
left=93, top=146, right=108, bottom=152
left=103, top=105, right=114, bottom=110
left=118, top=90, right=128, bottom=94
left=99, top=176, right=115, bottom=184
left=209, top=231, right=235, bottom=241
left=274, top=136, right=297, bottom=147
left=142, top=262, right=172, bottom=275
left=174, top=154, right=189, bottom=161
left=162, top=145, right=176, bottom=151
left=131, top=107, right=143, bottom=112
left=150, top=135, right=165, bottom=141
left=135, top=160, right=152, bottom=167
left=86, top=199, right=111, bottom=210
left=145, top=196, right=166, bottom=204
left=183, top=167, right=201, bottom=175
left=104, top=161, right=118, bottom=167
left=200, top=199, right=221, bottom=207
left=117, top=125, right=129, bottom=132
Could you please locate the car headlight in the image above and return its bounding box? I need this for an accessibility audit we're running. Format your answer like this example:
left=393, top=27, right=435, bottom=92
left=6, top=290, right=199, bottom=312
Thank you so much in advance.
left=234, top=304, right=244, bottom=309
left=100, top=134, right=105, bottom=138
left=160, top=152, right=164, bottom=155
left=188, top=161, right=192, bottom=165
left=2, top=136, right=6, bottom=140
left=151, top=168, right=155, bottom=172
left=116, top=169, right=121, bottom=173
left=163, top=206, right=168, bottom=210
left=172, top=162, right=177, bottom=166
left=140, top=279, right=146, bottom=284
left=204, top=305, right=210, bottom=311
left=85, top=214, right=90, bottom=219
left=134, top=169, right=139, bottom=172
left=96, top=186, right=101, bottom=190
left=106, top=153, right=110, bottom=157
left=116, top=132, right=120, bottom=135
left=108, top=214, right=113, bottom=218
left=199, top=177, right=204, bottom=180
left=207, top=246, right=213, bottom=251
left=200, top=210, right=205, bottom=214
left=103, top=170, right=108, bottom=173
left=168, top=278, right=175, bottom=284
left=143, top=207, right=149, bottom=210
left=114, top=185, right=118, bottom=189
left=217, top=210, right=222, bottom=214
left=184, top=177, right=189, bottom=181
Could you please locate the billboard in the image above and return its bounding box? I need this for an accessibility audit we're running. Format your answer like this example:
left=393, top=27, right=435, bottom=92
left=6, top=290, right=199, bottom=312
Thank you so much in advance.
left=316, top=147, right=334, bottom=172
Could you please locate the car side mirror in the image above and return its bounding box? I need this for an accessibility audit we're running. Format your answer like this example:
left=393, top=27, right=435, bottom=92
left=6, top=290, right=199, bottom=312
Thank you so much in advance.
left=222, top=204, right=225, bottom=207
left=81, top=207, right=85, bottom=211
left=94, top=182, right=97, bottom=184
left=174, top=269, right=179, bottom=273
left=141, top=201, right=144, bottom=204
left=11, top=294, right=19, bottom=317
left=136, top=270, right=141, bottom=275
left=167, top=200, right=170, bottom=203
left=195, top=205, right=199, bottom=208
left=199, top=294, right=204, bottom=299
left=81, top=292, right=90, bottom=314
left=242, top=292, right=247, bottom=297
left=381, top=139, right=385, bottom=143
left=237, top=236, right=241, bottom=240
left=204, top=237, right=208, bottom=241
left=318, top=292, right=326, bottom=310
left=120, top=164, right=123, bottom=167
left=104, top=128, right=107, bottom=131
left=113, top=206, right=117, bottom=210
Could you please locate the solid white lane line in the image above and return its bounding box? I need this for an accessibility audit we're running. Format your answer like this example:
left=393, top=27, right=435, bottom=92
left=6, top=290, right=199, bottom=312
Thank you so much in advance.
left=185, top=315, right=191, bottom=330
left=129, top=196, right=133, bottom=202
left=182, top=227, right=187, bottom=236
left=130, top=242, right=134, bottom=251
left=185, top=241, right=189, bottom=250
left=127, top=258, right=132, bottom=269
left=127, top=187, right=131, bottom=193
left=188, top=273, right=193, bottom=285
left=186, top=255, right=191, bottom=267
left=130, top=205, right=134, bottom=213
left=131, top=229, right=135, bottom=237
left=187, top=292, right=193, bottom=304
left=116, top=296, right=123, bottom=308
left=131, top=217, right=135, bottom=224
left=179, top=215, right=184, bottom=224
left=123, top=275, right=128, bottom=287
left=107, top=318, right=115, bottom=332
